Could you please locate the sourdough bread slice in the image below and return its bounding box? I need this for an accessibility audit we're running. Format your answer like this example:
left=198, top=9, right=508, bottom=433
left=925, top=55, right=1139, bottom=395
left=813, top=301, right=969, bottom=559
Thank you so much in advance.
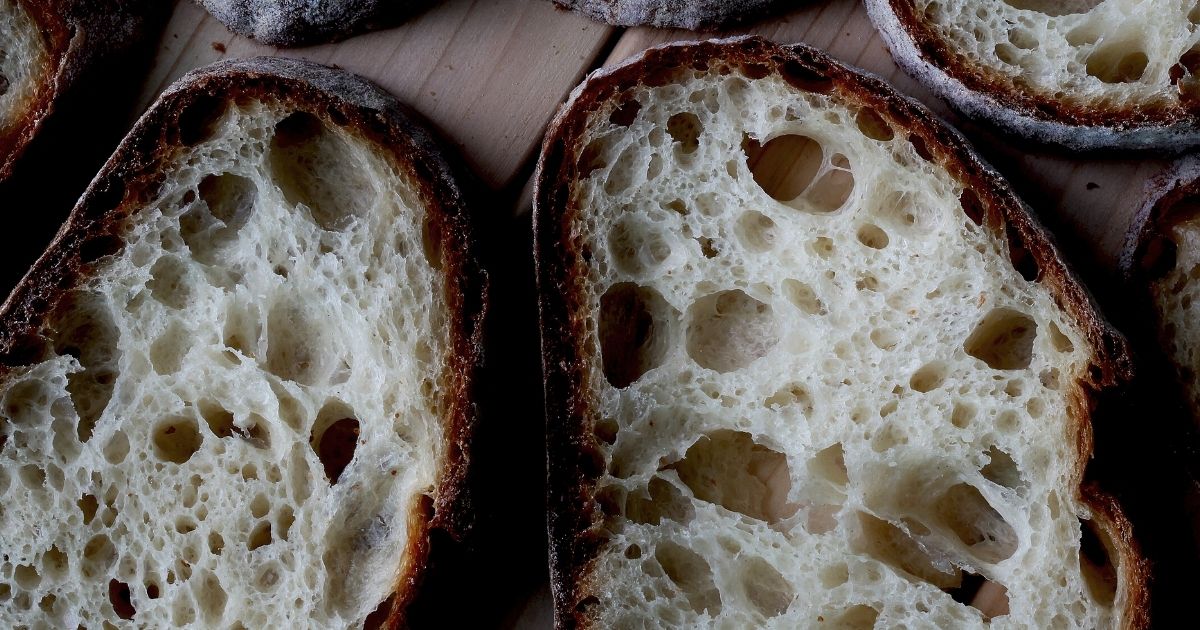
left=865, top=0, right=1200, bottom=151
left=0, top=0, right=156, bottom=181
left=535, top=36, right=1145, bottom=628
left=0, top=57, right=484, bottom=627
left=1122, top=156, right=1200, bottom=419
left=552, top=0, right=790, bottom=30
left=196, top=0, right=431, bottom=47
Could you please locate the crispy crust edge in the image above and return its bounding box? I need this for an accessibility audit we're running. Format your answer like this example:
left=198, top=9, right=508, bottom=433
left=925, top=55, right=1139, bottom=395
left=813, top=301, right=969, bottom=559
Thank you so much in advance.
left=0, top=0, right=157, bottom=181
left=534, top=35, right=1142, bottom=629
left=0, top=56, right=487, bottom=627
left=864, top=0, right=1200, bottom=152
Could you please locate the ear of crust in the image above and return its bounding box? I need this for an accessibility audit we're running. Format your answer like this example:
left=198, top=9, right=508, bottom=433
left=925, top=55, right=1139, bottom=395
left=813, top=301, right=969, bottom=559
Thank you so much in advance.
left=0, top=56, right=485, bottom=625
left=551, top=0, right=791, bottom=30
left=535, top=35, right=1141, bottom=628
left=0, top=0, right=158, bottom=181
left=864, top=0, right=1200, bottom=152
left=194, top=0, right=434, bottom=47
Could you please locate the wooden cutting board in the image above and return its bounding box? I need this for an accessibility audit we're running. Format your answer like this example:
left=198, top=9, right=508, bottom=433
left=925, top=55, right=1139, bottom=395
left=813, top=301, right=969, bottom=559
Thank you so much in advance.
left=142, top=1, right=1178, bottom=627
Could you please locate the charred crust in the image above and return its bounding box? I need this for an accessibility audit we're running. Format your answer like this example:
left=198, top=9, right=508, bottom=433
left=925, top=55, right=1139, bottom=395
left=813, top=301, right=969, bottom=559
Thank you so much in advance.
left=535, top=35, right=1140, bottom=627
left=0, top=56, right=485, bottom=625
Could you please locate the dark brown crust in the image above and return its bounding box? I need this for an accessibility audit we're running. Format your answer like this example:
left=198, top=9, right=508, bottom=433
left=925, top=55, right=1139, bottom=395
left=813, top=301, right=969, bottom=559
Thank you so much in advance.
left=0, top=56, right=486, bottom=627
left=534, top=36, right=1141, bottom=629
left=194, top=0, right=434, bottom=48
left=0, top=0, right=157, bottom=181
left=872, top=0, right=1200, bottom=151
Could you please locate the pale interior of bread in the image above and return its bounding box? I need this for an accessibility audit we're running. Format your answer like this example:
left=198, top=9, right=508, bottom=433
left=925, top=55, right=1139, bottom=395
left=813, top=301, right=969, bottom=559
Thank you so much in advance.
left=911, top=0, right=1200, bottom=108
left=1151, top=199, right=1200, bottom=413
left=0, top=99, right=449, bottom=627
left=0, top=0, right=49, bottom=134
left=567, top=65, right=1125, bottom=628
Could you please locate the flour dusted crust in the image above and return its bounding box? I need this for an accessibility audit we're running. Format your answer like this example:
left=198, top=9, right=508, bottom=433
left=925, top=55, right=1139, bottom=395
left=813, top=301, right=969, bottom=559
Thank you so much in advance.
left=195, top=0, right=431, bottom=47
left=0, top=57, right=485, bottom=627
left=865, top=0, right=1200, bottom=152
left=552, top=0, right=790, bottom=30
left=536, top=36, right=1145, bottom=629
left=0, top=0, right=156, bottom=181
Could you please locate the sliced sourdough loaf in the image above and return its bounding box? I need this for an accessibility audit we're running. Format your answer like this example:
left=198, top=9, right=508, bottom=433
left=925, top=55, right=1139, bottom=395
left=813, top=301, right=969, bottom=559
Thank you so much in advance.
left=865, top=0, right=1200, bottom=151
left=0, top=0, right=156, bottom=181
left=535, top=36, right=1145, bottom=628
left=0, top=57, right=485, bottom=627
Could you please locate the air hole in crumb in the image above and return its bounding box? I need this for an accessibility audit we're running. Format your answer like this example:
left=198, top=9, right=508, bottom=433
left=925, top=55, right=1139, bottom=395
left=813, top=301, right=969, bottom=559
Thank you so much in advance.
left=910, top=362, right=948, bottom=393
left=599, top=283, right=677, bottom=388
left=854, top=512, right=960, bottom=588
left=673, top=430, right=796, bottom=524
left=809, top=443, right=848, bottom=487
left=686, top=290, right=779, bottom=372
left=151, top=321, right=189, bottom=375
left=594, top=417, right=619, bottom=445
left=248, top=521, right=273, bottom=550
left=1047, top=321, right=1074, bottom=353
left=780, top=60, right=834, bottom=93
left=766, top=382, right=815, bottom=414
left=741, top=557, right=793, bottom=617
left=152, top=416, right=202, bottom=464
left=49, top=292, right=119, bottom=443
left=857, top=224, right=889, bottom=249
left=909, top=134, right=934, bottom=161
left=981, top=447, right=1023, bottom=490
left=609, top=216, right=674, bottom=275
left=935, top=484, right=1017, bottom=563
left=965, top=308, right=1037, bottom=370
left=625, top=476, right=694, bottom=525
left=177, top=94, right=225, bottom=146
left=744, top=134, right=822, bottom=203
left=654, top=542, right=721, bottom=615
left=960, top=189, right=986, bottom=226
left=270, top=111, right=373, bottom=230
left=855, top=108, right=894, bottom=141
left=609, top=98, right=642, bottom=127
left=666, top=112, right=702, bottom=154
left=195, top=571, right=227, bottom=622
left=311, top=411, right=360, bottom=484
left=1079, top=518, right=1118, bottom=605
left=1006, top=223, right=1040, bottom=281
left=266, top=295, right=334, bottom=386
left=948, top=572, right=1011, bottom=620
left=781, top=279, right=825, bottom=315
left=1087, top=46, right=1149, bottom=83
left=734, top=211, right=777, bottom=252
left=109, top=579, right=135, bottom=619
left=147, top=256, right=193, bottom=309
left=577, top=138, right=608, bottom=178
left=184, top=173, right=256, bottom=264
left=82, top=534, right=117, bottom=579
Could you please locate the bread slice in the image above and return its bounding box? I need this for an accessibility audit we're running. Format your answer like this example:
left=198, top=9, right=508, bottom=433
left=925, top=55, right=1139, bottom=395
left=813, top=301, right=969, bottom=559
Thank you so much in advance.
left=0, top=0, right=156, bottom=181
left=535, top=36, right=1146, bottom=628
left=0, top=56, right=484, bottom=627
left=552, top=0, right=789, bottom=30
left=196, top=0, right=431, bottom=47
left=1122, top=155, right=1200, bottom=419
left=865, top=0, right=1200, bottom=151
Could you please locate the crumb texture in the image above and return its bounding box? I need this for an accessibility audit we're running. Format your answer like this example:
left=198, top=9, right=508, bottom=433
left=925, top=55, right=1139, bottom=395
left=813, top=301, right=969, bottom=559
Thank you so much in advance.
left=0, top=0, right=49, bottom=133
left=874, top=0, right=1200, bottom=113
left=0, top=97, right=449, bottom=627
left=553, top=0, right=785, bottom=29
left=559, top=57, right=1125, bottom=628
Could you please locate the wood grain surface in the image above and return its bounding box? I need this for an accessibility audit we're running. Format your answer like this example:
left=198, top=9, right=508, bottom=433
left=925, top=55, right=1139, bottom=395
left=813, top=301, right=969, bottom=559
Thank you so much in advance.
left=100, top=0, right=1200, bottom=627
